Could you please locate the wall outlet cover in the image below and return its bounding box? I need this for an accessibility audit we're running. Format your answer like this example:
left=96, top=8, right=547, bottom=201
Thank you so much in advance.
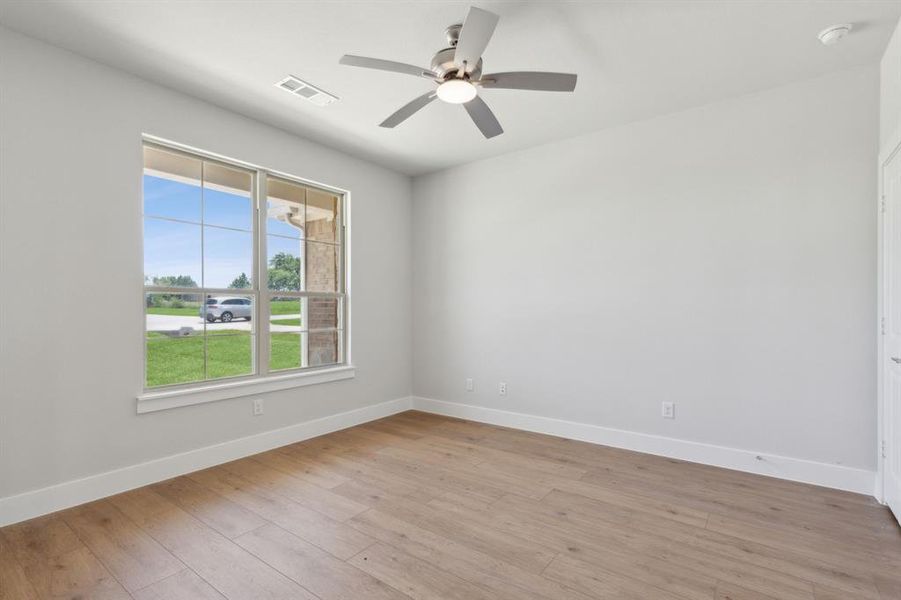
left=662, top=402, right=675, bottom=419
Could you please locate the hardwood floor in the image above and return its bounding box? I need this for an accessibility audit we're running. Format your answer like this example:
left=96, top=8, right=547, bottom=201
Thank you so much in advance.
left=2, top=411, right=900, bottom=600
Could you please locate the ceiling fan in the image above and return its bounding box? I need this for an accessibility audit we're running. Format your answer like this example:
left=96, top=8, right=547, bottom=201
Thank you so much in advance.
left=339, top=6, right=578, bottom=139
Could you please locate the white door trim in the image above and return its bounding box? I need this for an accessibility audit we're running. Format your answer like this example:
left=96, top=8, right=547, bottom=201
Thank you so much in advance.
left=877, top=128, right=901, bottom=506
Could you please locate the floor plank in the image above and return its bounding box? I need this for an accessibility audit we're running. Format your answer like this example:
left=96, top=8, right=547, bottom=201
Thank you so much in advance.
left=187, top=464, right=375, bottom=559
left=18, top=545, right=131, bottom=600
left=2, top=515, right=132, bottom=599
left=108, top=487, right=317, bottom=600
left=373, top=493, right=557, bottom=574
left=716, top=581, right=782, bottom=600
left=0, top=532, right=40, bottom=600
left=61, top=499, right=184, bottom=592
left=221, top=458, right=368, bottom=522
left=347, top=507, right=592, bottom=600
left=151, top=475, right=268, bottom=539
left=542, top=553, right=688, bottom=600
left=234, top=522, right=404, bottom=600
left=348, top=542, right=501, bottom=600
left=132, top=569, right=226, bottom=600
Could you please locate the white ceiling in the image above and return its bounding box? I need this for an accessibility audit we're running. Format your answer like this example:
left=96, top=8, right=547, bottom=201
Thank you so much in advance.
left=2, top=1, right=899, bottom=175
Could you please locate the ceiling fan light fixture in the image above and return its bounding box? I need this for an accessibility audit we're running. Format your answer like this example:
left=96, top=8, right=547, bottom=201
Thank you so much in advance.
left=436, top=79, right=477, bottom=104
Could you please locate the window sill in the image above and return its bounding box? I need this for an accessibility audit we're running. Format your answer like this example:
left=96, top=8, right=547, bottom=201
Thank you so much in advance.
left=136, top=365, right=355, bottom=414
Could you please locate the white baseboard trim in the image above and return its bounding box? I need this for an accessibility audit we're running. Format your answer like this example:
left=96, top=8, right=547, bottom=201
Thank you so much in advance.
left=412, top=397, right=876, bottom=497
left=0, top=396, right=413, bottom=527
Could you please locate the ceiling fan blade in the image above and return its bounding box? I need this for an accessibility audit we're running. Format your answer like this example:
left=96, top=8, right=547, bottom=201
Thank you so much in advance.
left=463, top=95, right=503, bottom=138
left=479, top=71, right=577, bottom=92
left=380, top=91, right=438, bottom=128
left=453, top=7, right=499, bottom=72
left=340, top=55, right=434, bottom=79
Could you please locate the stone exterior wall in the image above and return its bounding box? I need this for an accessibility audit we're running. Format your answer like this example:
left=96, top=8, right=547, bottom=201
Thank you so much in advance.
left=304, top=213, right=340, bottom=365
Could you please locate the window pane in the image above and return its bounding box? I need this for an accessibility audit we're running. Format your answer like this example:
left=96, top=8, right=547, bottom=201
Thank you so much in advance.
left=309, top=330, right=341, bottom=367
left=266, top=177, right=305, bottom=239
left=267, top=236, right=303, bottom=291
left=308, top=296, right=341, bottom=330
left=270, top=296, right=302, bottom=371
left=306, top=188, right=340, bottom=243
left=270, top=330, right=302, bottom=371
left=204, top=226, right=253, bottom=289
left=146, top=293, right=204, bottom=337
left=145, top=292, right=204, bottom=388
left=306, top=241, right=339, bottom=292
left=203, top=162, right=253, bottom=231
left=146, top=337, right=204, bottom=387
left=202, top=294, right=254, bottom=334
left=143, top=146, right=202, bottom=222
left=144, top=218, right=202, bottom=288
left=207, top=334, right=254, bottom=380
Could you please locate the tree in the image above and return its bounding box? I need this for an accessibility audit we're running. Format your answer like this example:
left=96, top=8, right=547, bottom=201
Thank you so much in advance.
left=150, top=275, right=198, bottom=288
left=268, top=252, right=301, bottom=291
left=145, top=275, right=198, bottom=307
left=229, top=272, right=251, bottom=289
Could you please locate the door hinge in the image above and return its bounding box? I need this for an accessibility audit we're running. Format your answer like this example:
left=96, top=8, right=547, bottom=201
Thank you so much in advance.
left=882, top=316, right=886, bottom=335
left=882, top=195, right=886, bottom=214
left=882, top=440, right=888, bottom=459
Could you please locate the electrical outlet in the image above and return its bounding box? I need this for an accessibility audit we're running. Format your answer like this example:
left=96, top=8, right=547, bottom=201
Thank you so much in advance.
left=662, top=402, right=675, bottom=419
left=253, top=398, right=264, bottom=416
left=499, top=382, right=507, bottom=396
left=465, top=378, right=474, bottom=392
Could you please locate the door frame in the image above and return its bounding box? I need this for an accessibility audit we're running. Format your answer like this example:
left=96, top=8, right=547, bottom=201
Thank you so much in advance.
left=878, top=126, right=901, bottom=504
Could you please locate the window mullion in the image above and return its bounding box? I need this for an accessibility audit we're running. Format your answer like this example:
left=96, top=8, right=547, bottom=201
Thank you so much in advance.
left=201, top=160, right=208, bottom=381
left=257, top=171, right=270, bottom=376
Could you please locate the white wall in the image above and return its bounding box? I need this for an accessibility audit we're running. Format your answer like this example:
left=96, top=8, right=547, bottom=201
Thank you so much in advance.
left=883, top=16, right=901, bottom=152
left=412, top=66, right=878, bottom=473
left=0, top=28, right=412, bottom=500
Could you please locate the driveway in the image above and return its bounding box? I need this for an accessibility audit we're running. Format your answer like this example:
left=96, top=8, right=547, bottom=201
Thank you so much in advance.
left=147, top=314, right=302, bottom=334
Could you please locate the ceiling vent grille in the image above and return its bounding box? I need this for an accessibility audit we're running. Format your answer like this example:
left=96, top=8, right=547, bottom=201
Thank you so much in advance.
left=275, top=75, right=339, bottom=107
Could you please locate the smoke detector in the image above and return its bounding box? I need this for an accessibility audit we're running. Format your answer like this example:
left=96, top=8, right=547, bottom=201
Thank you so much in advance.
left=818, top=24, right=852, bottom=46
left=275, top=75, right=339, bottom=106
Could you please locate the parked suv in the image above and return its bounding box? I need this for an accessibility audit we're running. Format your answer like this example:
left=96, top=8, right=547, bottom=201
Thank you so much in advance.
left=200, top=297, right=252, bottom=322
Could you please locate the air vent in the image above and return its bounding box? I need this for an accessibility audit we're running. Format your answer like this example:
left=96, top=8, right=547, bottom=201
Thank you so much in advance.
left=275, top=75, right=339, bottom=107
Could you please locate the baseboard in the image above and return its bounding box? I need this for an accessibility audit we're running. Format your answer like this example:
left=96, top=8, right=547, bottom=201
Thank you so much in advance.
left=412, top=397, right=876, bottom=497
left=0, top=396, right=413, bottom=527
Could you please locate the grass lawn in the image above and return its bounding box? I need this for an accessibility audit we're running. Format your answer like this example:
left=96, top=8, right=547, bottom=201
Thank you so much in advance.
left=269, top=332, right=302, bottom=371
left=146, top=331, right=303, bottom=387
left=270, top=318, right=301, bottom=327
left=270, top=300, right=300, bottom=315
left=147, top=305, right=199, bottom=316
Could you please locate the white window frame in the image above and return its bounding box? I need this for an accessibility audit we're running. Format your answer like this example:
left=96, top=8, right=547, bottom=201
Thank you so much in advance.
left=137, top=136, right=352, bottom=413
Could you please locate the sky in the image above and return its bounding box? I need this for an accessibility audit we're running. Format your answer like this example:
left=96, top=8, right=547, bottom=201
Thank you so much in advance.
left=143, top=174, right=303, bottom=289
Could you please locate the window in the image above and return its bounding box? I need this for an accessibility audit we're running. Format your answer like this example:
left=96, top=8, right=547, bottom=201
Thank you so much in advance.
left=142, top=142, right=347, bottom=393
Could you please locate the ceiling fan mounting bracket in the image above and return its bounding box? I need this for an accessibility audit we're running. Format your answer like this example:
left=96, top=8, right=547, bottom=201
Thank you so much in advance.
left=445, top=24, right=463, bottom=47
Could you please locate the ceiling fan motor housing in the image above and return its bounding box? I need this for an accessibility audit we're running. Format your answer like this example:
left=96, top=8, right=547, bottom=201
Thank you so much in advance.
left=431, top=46, right=482, bottom=81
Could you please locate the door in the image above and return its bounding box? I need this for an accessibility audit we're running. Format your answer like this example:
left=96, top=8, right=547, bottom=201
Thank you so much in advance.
left=883, top=145, right=901, bottom=522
